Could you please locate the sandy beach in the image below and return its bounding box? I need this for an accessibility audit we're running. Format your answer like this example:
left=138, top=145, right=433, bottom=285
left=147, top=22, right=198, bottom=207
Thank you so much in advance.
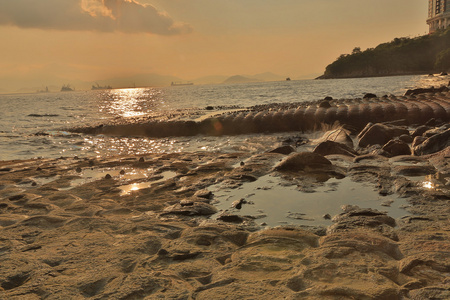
left=1, top=105, right=450, bottom=299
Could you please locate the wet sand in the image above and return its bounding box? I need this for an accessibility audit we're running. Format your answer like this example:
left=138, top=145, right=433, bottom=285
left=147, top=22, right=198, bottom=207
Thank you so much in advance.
left=1, top=125, right=450, bottom=299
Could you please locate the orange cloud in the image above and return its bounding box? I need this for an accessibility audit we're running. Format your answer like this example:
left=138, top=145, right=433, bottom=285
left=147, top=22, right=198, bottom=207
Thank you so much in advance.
left=0, top=0, right=192, bottom=35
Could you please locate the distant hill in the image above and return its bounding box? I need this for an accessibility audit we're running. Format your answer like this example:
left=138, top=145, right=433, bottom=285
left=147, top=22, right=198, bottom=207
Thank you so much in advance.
left=193, top=75, right=229, bottom=85
left=318, top=28, right=450, bottom=79
left=223, top=75, right=261, bottom=84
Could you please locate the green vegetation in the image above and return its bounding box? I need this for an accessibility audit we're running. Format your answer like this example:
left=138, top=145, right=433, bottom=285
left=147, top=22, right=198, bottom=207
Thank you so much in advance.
left=318, top=28, right=450, bottom=79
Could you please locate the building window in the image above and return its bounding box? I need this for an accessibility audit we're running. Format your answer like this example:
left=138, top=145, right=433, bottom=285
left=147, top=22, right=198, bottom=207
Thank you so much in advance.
left=436, top=0, right=441, bottom=14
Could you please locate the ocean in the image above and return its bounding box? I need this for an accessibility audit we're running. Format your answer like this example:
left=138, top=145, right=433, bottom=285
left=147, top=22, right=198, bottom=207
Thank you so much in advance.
left=1, top=75, right=448, bottom=161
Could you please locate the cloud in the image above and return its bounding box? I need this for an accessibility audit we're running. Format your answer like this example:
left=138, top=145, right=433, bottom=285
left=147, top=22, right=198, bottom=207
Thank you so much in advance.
left=0, top=0, right=192, bottom=35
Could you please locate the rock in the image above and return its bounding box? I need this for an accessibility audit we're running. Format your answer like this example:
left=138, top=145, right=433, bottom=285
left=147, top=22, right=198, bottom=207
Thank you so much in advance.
left=320, top=231, right=403, bottom=260
left=404, top=86, right=449, bottom=96
left=274, top=152, right=332, bottom=172
left=247, top=226, right=319, bottom=247
left=363, top=93, right=377, bottom=99
left=413, top=128, right=450, bottom=155
left=412, top=136, right=427, bottom=148
left=269, top=145, right=295, bottom=155
left=358, top=123, right=409, bottom=148
left=161, top=202, right=218, bottom=216
left=319, top=100, right=331, bottom=108
left=381, top=140, right=411, bottom=156
left=323, top=96, right=333, bottom=101
left=328, top=206, right=397, bottom=240
left=217, top=213, right=245, bottom=223
left=398, top=134, right=413, bottom=144
left=313, top=128, right=353, bottom=148
left=313, top=141, right=358, bottom=157
left=194, top=189, right=213, bottom=199
left=423, top=124, right=450, bottom=137
left=231, top=198, right=246, bottom=209
left=412, top=125, right=431, bottom=137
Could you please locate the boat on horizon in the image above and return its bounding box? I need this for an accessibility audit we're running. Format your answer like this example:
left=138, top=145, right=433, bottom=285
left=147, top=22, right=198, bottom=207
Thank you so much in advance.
left=61, top=84, right=74, bottom=92
left=171, top=81, right=194, bottom=86
left=92, top=83, right=112, bottom=90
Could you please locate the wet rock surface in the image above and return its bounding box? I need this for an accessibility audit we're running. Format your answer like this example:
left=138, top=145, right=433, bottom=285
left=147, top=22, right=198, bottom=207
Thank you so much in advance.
left=1, top=123, right=449, bottom=299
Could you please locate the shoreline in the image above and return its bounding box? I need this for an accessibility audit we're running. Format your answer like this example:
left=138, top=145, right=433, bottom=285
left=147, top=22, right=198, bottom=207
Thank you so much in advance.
left=1, top=115, right=449, bottom=298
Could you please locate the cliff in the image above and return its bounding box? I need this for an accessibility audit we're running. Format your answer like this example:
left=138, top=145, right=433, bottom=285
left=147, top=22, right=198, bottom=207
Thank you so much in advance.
left=318, top=28, right=450, bottom=79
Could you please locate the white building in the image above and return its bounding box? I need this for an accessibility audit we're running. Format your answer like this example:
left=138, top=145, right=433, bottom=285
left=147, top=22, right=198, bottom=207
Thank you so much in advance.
left=427, top=0, right=450, bottom=32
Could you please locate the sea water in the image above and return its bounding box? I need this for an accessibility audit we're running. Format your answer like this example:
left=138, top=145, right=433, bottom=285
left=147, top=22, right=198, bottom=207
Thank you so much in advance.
left=0, top=75, right=448, bottom=161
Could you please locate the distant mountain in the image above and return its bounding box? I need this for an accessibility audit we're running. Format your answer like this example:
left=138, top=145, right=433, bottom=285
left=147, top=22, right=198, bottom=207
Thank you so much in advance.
left=223, top=75, right=261, bottom=84
left=192, top=75, right=229, bottom=85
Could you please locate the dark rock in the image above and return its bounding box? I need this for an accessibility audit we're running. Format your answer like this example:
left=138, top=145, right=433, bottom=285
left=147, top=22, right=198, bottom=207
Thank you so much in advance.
left=104, top=174, right=112, bottom=179
left=274, top=152, right=332, bottom=172
left=413, top=128, right=450, bottom=155
left=358, top=123, right=409, bottom=148
left=313, top=141, right=358, bottom=157
left=398, top=134, right=413, bottom=144
left=231, top=198, right=246, bottom=209
left=404, top=86, right=449, bottom=96
left=217, top=213, right=245, bottom=223
left=172, top=252, right=201, bottom=261
left=319, top=100, right=331, bottom=108
left=412, top=136, right=427, bottom=148
left=363, top=93, right=377, bottom=99
left=9, top=194, right=25, bottom=201
left=205, top=106, right=214, bottom=110
left=381, top=140, right=411, bottom=156
left=324, top=96, right=333, bottom=101
left=411, top=125, right=431, bottom=137
left=269, top=145, right=295, bottom=155
left=157, top=249, right=169, bottom=256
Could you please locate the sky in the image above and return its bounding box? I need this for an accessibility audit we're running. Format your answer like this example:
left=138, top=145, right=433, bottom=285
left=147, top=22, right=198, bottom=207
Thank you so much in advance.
left=0, top=0, right=429, bottom=91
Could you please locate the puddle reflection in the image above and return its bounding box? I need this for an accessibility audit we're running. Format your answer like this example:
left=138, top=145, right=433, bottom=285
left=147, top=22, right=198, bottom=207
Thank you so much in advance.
left=212, top=175, right=409, bottom=227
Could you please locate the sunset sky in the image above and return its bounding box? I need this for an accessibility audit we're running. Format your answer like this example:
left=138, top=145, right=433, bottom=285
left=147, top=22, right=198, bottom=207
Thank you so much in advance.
left=0, top=0, right=429, bottom=91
